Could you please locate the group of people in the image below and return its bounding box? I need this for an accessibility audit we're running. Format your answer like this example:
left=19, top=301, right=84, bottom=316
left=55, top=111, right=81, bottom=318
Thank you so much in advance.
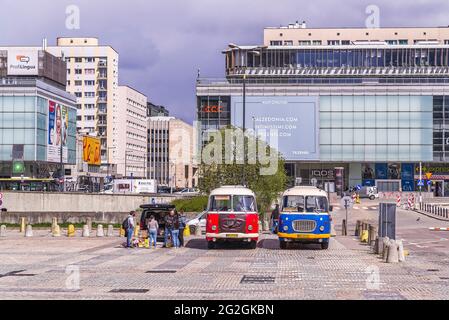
left=124, top=209, right=187, bottom=249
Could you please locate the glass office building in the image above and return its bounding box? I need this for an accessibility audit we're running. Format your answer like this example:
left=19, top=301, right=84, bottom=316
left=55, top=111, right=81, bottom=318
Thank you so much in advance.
left=196, top=26, right=449, bottom=195
left=0, top=48, right=77, bottom=190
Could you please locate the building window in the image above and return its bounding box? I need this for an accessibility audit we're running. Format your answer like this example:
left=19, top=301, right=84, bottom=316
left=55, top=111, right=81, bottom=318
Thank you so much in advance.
left=75, top=57, right=82, bottom=63
left=312, top=40, right=322, bottom=45
left=75, top=69, right=82, bottom=75
left=327, top=40, right=340, bottom=45
left=341, top=40, right=351, bottom=45
left=85, top=57, right=95, bottom=63
left=284, top=40, right=293, bottom=46
left=398, top=39, right=408, bottom=45
left=298, top=40, right=311, bottom=45
left=270, top=40, right=282, bottom=46
left=74, top=80, right=82, bottom=86
left=75, top=92, right=82, bottom=98
left=85, top=69, right=95, bottom=75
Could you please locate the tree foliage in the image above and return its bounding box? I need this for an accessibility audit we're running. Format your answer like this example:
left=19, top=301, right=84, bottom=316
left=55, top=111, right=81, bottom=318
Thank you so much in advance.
left=198, top=126, right=287, bottom=215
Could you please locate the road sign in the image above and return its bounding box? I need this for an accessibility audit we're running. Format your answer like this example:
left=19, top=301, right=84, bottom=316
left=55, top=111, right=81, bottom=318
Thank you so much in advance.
left=427, top=180, right=432, bottom=186
left=425, top=172, right=433, bottom=179
left=356, top=185, right=362, bottom=191
left=417, top=180, right=424, bottom=187
left=340, top=196, right=354, bottom=210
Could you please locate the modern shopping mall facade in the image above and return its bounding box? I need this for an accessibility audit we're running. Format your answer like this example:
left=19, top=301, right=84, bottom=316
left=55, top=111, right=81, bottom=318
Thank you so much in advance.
left=196, top=25, right=449, bottom=196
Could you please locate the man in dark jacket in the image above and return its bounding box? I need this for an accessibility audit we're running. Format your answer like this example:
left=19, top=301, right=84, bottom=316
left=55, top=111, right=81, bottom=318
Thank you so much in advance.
left=271, top=204, right=280, bottom=234
left=164, top=211, right=174, bottom=247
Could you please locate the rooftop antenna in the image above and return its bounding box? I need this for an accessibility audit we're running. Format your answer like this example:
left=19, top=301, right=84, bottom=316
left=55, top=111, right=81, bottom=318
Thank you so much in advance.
left=42, top=37, right=47, bottom=51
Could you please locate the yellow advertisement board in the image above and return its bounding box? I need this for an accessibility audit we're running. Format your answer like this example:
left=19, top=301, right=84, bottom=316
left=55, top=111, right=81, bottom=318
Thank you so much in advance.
left=83, top=136, right=101, bottom=165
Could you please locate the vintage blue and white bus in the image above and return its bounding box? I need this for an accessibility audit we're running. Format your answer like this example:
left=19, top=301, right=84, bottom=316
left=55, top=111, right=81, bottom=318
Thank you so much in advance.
left=277, top=186, right=332, bottom=250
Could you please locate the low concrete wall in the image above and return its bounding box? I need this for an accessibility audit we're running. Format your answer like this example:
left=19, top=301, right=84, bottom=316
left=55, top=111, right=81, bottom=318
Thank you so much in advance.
left=1, top=191, right=184, bottom=213
left=0, top=211, right=130, bottom=224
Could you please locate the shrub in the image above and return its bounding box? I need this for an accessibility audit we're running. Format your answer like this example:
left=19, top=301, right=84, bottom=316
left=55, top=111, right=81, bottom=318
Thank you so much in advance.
left=171, top=196, right=208, bottom=212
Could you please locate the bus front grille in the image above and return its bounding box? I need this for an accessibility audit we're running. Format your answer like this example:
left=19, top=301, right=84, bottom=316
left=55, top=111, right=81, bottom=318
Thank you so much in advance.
left=292, top=220, right=316, bottom=233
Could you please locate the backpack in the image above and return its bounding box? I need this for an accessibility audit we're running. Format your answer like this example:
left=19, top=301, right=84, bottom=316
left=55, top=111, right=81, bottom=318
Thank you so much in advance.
left=122, top=217, right=129, bottom=230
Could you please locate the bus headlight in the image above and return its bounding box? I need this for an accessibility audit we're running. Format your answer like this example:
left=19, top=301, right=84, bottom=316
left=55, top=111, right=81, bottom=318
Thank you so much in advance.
left=211, top=225, right=217, bottom=231
left=319, top=226, right=325, bottom=232
left=283, top=226, right=288, bottom=231
left=248, top=225, right=253, bottom=231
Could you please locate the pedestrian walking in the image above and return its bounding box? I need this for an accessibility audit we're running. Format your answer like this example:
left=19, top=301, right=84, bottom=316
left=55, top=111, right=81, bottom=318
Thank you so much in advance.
left=124, top=211, right=136, bottom=248
left=178, top=210, right=187, bottom=247
left=147, top=215, right=158, bottom=249
left=171, top=210, right=181, bottom=248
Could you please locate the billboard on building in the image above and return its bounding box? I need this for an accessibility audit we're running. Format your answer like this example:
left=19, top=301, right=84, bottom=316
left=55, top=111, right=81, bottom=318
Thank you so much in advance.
left=231, top=96, right=319, bottom=161
left=83, top=136, right=101, bottom=165
left=7, top=49, right=38, bottom=75
left=47, top=100, right=68, bottom=163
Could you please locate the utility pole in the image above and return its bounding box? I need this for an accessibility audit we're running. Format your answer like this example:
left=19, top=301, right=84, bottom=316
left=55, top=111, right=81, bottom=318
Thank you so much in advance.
left=419, top=161, right=423, bottom=205
left=242, top=72, right=246, bottom=187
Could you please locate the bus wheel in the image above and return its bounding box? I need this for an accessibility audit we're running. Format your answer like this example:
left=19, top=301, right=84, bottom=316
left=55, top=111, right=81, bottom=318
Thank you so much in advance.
left=321, top=241, right=329, bottom=250
left=207, top=241, right=215, bottom=249
left=280, top=241, right=288, bottom=249
left=248, top=241, right=257, bottom=249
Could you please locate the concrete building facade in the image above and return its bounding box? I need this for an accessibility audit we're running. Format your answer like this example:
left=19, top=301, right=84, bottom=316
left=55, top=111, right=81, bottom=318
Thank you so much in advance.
left=45, top=38, right=119, bottom=170
left=147, top=117, right=197, bottom=188
left=0, top=47, right=77, bottom=191
left=198, top=24, right=449, bottom=196
left=115, top=86, right=148, bottom=178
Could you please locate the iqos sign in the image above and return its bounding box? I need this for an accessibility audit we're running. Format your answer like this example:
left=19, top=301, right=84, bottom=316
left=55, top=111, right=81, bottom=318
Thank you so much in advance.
left=310, top=169, right=334, bottom=179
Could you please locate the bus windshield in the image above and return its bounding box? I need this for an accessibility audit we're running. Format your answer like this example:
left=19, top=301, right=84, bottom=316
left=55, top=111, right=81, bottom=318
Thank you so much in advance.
left=282, top=195, right=328, bottom=213
left=233, top=195, right=256, bottom=212
left=209, top=195, right=256, bottom=212
left=209, top=195, right=232, bottom=212
left=305, top=196, right=329, bottom=213
left=282, top=195, right=304, bottom=212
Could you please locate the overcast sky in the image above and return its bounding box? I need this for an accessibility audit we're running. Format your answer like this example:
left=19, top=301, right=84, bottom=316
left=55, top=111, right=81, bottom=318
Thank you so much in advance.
left=1, top=0, right=449, bottom=123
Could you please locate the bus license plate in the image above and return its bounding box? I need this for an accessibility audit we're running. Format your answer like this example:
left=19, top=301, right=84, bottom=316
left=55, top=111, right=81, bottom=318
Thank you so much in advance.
left=226, top=234, right=238, bottom=238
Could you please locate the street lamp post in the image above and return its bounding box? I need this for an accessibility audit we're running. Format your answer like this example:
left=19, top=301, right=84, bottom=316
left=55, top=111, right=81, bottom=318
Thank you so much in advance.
left=229, top=44, right=262, bottom=187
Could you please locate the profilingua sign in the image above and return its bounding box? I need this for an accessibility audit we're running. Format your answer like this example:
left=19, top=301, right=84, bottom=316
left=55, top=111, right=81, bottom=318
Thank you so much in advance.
left=7, top=49, right=38, bottom=76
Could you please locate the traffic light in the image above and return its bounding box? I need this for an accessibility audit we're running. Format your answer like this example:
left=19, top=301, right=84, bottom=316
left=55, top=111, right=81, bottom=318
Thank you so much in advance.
left=12, top=161, right=25, bottom=174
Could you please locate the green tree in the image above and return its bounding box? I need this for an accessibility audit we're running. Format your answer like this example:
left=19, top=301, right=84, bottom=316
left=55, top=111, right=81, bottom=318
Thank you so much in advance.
left=198, top=126, right=287, bottom=218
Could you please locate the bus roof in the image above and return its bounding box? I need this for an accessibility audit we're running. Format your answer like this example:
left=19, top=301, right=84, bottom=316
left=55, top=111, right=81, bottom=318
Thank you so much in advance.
left=209, top=185, right=256, bottom=197
left=282, top=186, right=328, bottom=197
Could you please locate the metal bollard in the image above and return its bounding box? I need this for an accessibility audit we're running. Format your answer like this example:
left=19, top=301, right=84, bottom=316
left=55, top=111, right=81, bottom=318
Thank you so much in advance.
left=342, top=219, right=347, bottom=236
left=368, top=225, right=376, bottom=245
left=52, top=224, right=61, bottom=237
left=355, top=220, right=361, bottom=236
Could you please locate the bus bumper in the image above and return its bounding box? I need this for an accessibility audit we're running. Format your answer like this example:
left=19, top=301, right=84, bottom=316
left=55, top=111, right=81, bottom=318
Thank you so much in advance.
left=278, top=232, right=330, bottom=242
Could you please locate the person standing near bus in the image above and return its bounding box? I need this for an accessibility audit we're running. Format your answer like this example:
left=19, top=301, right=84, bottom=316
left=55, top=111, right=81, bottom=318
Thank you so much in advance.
left=147, top=215, right=158, bottom=249
left=125, top=211, right=136, bottom=248
left=178, top=210, right=187, bottom=247
left=271, top=204, right=280, bottom=233
left=171, top=210, right=181, bottom=248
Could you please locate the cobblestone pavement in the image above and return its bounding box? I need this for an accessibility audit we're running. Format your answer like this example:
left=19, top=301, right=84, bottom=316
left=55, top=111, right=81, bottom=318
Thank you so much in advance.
left=1, top=223, right=449, bottom=300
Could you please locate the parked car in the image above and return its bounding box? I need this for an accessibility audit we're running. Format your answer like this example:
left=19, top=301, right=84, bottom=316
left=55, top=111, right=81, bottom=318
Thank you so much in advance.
left=186, top=211, right=207, bottom=234
left=157, top=186, right=172, bottom=194
left=139, top=204, right=176, bottom=241
left=358, top=186, right=379, bottom=200
left=175, top=188, right=199, bottom=195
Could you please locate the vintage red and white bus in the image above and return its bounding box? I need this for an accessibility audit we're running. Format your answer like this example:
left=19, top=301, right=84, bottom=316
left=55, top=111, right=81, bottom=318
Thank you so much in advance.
left=205, top=186, right=259, bottom=249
